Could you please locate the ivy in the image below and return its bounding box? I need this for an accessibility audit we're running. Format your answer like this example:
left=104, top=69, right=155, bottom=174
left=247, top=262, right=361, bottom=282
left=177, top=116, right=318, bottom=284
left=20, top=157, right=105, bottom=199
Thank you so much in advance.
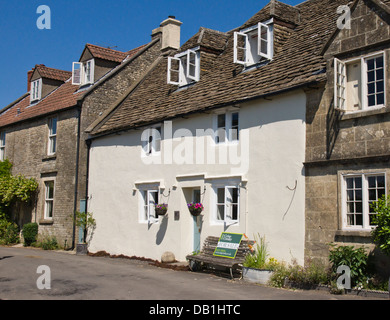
left=0, top=160, right=38, bottom=216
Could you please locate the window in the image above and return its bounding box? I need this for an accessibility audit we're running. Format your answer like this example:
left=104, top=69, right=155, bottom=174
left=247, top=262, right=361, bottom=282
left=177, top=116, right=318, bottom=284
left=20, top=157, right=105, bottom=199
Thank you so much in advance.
left=342, top=173, right=386, bottom=230
left=214, top=186, right=240, bottom=224
left=234, top=21, right=273, bottom=66
left=44, top=181, right=55, bottom=219
left=48, top=117, right=57, bottom=155
left=141, top=126, right=161, bottom=155
left=140, top=189, right=159, bottom=223
left=334, top=53, right=385, bottom=112
left=72, top=59, right=95, bottom=86
left=167, top=48, right=200, bottom=86
left=215, top=111, right=239, bottom=144
left=30, top=79, right=42, bottom=102
left=0, top=132, right=5, bottom=161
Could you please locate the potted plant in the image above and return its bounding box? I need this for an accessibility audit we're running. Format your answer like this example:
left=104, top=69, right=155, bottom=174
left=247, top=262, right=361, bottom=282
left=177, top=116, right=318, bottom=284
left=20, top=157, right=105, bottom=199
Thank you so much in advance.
left=242, top=233, right=278, bottom=285
left=187, top=202, right=204, bottom=217
left=73, top=211, right=96, bottom=255
left=155, top=203, right=168, bottom=216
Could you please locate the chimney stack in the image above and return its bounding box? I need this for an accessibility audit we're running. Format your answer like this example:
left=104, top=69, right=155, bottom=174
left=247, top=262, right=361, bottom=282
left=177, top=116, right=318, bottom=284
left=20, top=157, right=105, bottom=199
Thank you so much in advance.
left=27, top=69, right=34, bottom=92
left=152, top=16, right=182, bottom=52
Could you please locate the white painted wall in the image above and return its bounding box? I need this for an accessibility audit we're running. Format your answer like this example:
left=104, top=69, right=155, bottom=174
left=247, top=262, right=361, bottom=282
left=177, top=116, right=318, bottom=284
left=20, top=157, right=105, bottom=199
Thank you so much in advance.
left=87, top=89, right=306, bottom=265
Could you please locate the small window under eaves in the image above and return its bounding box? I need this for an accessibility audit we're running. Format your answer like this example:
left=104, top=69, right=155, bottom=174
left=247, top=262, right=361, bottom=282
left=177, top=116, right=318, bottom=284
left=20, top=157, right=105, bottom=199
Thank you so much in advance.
left=233, top=21, right=273, bottom=67
left=167, top=48, right=200, bottom=86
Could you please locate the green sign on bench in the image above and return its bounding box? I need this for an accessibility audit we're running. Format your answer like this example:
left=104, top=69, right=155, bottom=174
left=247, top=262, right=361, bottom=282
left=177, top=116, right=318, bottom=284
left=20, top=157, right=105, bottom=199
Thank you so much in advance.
left=213, top=232, right=243, bottom=259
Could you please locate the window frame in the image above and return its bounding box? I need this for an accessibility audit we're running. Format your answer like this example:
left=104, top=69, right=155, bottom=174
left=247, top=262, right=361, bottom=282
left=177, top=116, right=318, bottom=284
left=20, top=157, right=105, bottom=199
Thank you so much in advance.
left=139, top=187, right=159, bottom=224
left=233, top=20, right=273, bottom=66
left=30, top=78, right=42, bottom=102
left=167, top=47, right=200, bottom=86
left=341, top=172, right=386, bottom=231
left=334, top=52, right=385, bottom=112
left=44, top=180, right=55, bottom=220
left=48, top=117, right=57, bottom=155
left=212, top=184, right=240, bottom=225
left=213, top=110, right=240, bottom=144
left=0, top=131, right=6, bottom=161
left=72, top=59, right=95, bottom=86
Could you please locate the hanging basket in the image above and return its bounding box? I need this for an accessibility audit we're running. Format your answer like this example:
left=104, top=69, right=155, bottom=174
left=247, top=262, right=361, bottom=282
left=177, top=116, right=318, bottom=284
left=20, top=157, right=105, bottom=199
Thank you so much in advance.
left=187, top=203, right=204, bottom=217
left=155, top=204, right=168, bottom=216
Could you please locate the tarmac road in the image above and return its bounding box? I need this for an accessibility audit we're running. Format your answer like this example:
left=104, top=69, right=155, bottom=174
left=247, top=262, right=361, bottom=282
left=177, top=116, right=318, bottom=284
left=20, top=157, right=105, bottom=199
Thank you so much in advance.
left=0, top=246, right=384, bottom=303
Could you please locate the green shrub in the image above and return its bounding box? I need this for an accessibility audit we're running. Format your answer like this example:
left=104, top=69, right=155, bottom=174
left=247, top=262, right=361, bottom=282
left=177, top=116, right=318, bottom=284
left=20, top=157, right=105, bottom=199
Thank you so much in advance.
left=22, top=222, right=38, bottom=246
left=329, top=244, right=369, bottom=288
left=0, top=217, right=19, bottom=245
left=370, top=195, right=390, bottom=257
left=269, top=259, right=328, bottom=288
left=37, top=235, right=59, bottom=250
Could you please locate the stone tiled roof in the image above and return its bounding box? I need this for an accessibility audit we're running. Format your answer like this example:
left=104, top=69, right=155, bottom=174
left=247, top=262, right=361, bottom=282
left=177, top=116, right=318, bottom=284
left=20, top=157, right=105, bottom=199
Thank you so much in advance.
left=91, top=0, right=353, bottom=135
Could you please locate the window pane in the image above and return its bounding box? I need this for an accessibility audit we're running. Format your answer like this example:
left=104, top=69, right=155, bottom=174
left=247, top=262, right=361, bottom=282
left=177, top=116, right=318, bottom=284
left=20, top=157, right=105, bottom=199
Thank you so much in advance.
left=376, top=56, right=383, bottom=68
left=346, top=178, right=354, bottom=189
left=377, top=93, right=384, bottom=105
left=355, top=214, right=363, bottom=226
left=376, top=80, right=384, bottom=93
left=46, top=181, right=54, bottom=199
left=377, top=175, right=385, bottom=188
left=368, top=94, right=376, bottom=107
left=376, top=69, right=384, bottom=81
left=368, top=176, right=377, bottom=188
left=232, top=204, right=238, bottom=220
left=354, top=177, right=362, bottom=189
left=50, top=118, right=57, bottom=135
left=46, top=201, right=53, bottom=218
left=369, top=189, right=377, bottom=201
left=355, top=201, right=362, bottom=213
left=347, top=190, right=354, bottom=201
left=218, top=114, right=226, bottom=128
left=217, top=204, right=225, bottom=220
left=367, top=71, right=375, bottom=82
left=367, top=58, right=375, bottom=70
left=217, top=188, right=225, bottom=204
left=368, top=83, right=375, bottom=95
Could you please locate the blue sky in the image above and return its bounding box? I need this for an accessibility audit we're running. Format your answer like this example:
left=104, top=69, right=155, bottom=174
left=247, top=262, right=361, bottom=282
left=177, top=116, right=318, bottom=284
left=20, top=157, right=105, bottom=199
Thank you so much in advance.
left=0, top=0, right=301, bottom=108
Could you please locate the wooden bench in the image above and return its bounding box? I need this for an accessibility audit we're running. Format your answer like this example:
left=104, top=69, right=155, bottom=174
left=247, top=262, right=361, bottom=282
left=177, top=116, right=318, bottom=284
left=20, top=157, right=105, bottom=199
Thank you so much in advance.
left=186, top=236, right=254, bottom=279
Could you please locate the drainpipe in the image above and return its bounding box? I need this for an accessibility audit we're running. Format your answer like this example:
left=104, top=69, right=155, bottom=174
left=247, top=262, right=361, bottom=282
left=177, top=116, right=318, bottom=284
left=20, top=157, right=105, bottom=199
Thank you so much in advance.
left=71, top=106, right=81, bottom=250
left=84, top=138, right=92, bottom=242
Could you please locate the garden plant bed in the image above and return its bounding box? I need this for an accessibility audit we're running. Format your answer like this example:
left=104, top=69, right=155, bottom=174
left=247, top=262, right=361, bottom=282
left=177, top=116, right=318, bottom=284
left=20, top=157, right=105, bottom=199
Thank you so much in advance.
left=284, top=279, right=389, bottom=299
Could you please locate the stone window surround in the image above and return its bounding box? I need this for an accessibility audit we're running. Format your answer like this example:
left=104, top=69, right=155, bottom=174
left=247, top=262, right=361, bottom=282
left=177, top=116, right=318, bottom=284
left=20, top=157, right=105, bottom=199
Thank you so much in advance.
left=337, top=168, right=388, bottom=233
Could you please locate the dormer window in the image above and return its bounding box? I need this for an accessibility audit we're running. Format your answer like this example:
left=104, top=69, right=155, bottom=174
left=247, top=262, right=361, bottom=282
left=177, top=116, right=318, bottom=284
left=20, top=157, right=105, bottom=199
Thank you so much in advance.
left=167, top=48, right=200, bottom=86
left=233, top=21, right=273, bottom=67
left=30, top=79, right=42, bottom=102
left=72, top=59, right=95, bottom=86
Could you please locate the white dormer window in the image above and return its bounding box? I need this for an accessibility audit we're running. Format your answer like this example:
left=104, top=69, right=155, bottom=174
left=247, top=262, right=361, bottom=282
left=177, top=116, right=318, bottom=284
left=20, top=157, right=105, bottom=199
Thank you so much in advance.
left=167, top=48, right=200, bottom=86
left=30, top=79, right=42, bottom=102
left=233, top=20, right=273, bottom=67
left=72, top=59, right=95, bottom=86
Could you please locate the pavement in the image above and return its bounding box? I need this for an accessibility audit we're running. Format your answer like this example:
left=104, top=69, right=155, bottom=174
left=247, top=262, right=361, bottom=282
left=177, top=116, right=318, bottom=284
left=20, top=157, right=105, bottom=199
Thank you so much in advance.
left=0, top=245, right=387, bottom=304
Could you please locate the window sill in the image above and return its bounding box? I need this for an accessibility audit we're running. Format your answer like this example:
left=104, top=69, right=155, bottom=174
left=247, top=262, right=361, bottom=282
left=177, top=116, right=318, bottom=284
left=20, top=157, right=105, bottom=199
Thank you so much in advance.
left=334, top=229, right=373, bottom=244
left=340, top=105, right=389, bottom=121
left=42, top=154, right=56, bottom=162
left=39, top=219, right=53, bottom=225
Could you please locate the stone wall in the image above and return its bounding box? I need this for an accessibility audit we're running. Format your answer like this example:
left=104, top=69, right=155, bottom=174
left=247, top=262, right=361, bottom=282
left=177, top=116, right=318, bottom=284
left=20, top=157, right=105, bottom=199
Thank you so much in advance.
left=6, top=108, right=79, bottom=247
left=304, top=0, right=390, bottom=274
